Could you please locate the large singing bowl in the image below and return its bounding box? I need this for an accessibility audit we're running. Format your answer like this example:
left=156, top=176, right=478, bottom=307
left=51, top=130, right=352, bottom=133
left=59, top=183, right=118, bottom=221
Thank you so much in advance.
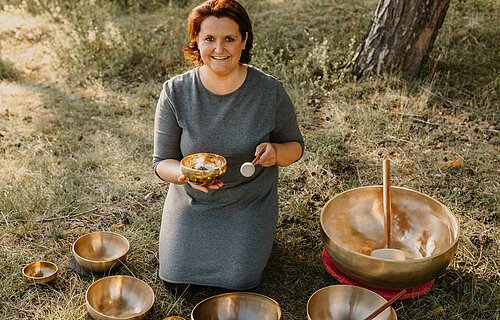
left=73, top=231, right=129, bottom=272
left=321, top=186, right=459, bottom=289
left=307, top=285, right=397, bottom=320
left=191, top=292, right=282, bottom=320
left=86, top=275, right=154, bottom=320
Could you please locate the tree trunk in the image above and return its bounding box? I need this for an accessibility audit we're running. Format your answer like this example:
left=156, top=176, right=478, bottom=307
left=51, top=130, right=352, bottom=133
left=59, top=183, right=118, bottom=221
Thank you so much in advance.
left=350, top=0, right=451, bottom=79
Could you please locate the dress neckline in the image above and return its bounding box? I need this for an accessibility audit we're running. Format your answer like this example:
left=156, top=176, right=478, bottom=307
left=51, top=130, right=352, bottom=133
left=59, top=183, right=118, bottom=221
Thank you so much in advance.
left=195, top=65, right=252, bottom=98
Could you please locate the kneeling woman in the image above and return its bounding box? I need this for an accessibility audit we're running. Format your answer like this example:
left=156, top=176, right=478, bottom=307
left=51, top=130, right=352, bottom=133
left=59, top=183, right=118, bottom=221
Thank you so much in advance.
left=153, top=0, right=304, bottom=290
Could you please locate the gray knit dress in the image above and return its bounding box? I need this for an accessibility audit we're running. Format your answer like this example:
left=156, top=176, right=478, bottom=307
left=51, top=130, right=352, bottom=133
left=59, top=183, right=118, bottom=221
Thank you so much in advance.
left=153, top=65, right=304, bottom=290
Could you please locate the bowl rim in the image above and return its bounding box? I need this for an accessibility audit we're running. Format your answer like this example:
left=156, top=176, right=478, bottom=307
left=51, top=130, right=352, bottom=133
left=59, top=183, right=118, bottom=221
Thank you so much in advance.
left=320, top=185, right=460, bottom=263
left=85, top=275, right=155, bottom=320
left=307, top=284, right=387, bottom=304
left=307, top=284, right=396, bottom=319
left=180, top=152, right=227, bottom=172
left=22, top=260, right=58, bottom=280
left=191, top=291, right=282, bottom=318
left=72, top=231, right=130, bottom=264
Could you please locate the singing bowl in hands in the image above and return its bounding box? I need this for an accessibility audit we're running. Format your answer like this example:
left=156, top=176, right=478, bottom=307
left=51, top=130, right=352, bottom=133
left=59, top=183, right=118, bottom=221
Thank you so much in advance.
left=22, top=261, right=58, bottom=284
left=180, top=153, right=227, bottom=186
left=86, top=275, right=155, bottom=320
left=321, top=186, right=459, bottom=289
left=191, top=292, right=282, bottom=320
left=72, top=231, right=129, bottom=272
left=307, top=285, right=397, bottom=320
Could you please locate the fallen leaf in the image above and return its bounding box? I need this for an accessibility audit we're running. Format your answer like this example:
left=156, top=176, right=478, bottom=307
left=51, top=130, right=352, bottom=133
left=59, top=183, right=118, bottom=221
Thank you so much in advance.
left=428, top=306, right=444, bottom=316
left=440, top=156, right=464, bottom=169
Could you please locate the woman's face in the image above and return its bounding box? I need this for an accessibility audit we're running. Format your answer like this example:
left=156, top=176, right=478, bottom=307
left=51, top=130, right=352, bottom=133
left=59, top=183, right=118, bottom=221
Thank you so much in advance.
left=196, top=16, right=247, bottom=76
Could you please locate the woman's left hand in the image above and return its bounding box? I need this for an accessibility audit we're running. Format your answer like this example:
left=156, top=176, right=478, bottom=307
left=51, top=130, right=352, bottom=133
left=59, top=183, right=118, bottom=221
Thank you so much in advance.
left=252, top=141, right=302, bottom=167
left=252, top=142, right=277, bottom=167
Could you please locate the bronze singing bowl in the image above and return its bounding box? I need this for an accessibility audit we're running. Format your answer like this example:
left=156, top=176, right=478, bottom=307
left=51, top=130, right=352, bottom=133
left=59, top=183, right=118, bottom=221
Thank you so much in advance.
left=72, top=231, right=129, bottom=272
left=86, top=275, right=155, bottom=320
left=321, top=186, right=459, bottom=289
left=22, top=261, right=58, bottom=284
left=180, top=153, right=227, bottom=186
left=307, top=285, right=397, bottom=320
left=191, top=292, right=282, bottom=320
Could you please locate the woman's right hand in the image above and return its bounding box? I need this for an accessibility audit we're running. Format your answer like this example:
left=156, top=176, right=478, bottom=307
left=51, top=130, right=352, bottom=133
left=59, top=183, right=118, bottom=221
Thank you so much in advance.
left=178, top=175, right=223, bottom=193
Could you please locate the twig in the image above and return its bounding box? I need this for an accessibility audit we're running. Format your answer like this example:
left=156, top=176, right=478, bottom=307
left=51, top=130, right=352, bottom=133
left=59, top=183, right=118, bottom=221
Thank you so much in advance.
left=39, top=206, right=98, bottom=222
left=407, top=116, right=443, bottom=127
left=131, top=198, right=145, bottom=209
left=30, top=207, right=98, bottom=223
left=399, top=113, right=499, bottom=133
left=1, top=211, right=10, bottom=226
left=356, top=164, right=363, bottom=186
left=387, top=134, right=415, bottom=145
left=117, top=260, right=136, bottom=278
left=166, top=284, right=191, bottom=317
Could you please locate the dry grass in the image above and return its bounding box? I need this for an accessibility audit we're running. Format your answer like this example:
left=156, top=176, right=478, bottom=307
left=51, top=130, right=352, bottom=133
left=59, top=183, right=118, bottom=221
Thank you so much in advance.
left=1, top=0, right=499, bottom=319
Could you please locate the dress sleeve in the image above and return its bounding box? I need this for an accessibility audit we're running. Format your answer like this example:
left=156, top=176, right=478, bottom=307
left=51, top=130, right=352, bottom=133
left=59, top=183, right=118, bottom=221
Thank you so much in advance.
left=270, top=82, right=305, bottom=156
left=153, top=85, right=183, bottom=174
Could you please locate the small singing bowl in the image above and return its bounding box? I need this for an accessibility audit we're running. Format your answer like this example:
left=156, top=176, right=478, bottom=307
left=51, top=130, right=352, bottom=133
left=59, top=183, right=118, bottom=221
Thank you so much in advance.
left=307, top=285, right=397, bottom=320
left=86, top=275, right=155, bottom=320
left=72, top=231, right=129, bottom=272
left=22, top=261, right=58, bottom=284
left=180, top=153, right=227, bottom=186
left=321, top=186, right=459, bottom=289
left=191, top=292, right=282, bottom=320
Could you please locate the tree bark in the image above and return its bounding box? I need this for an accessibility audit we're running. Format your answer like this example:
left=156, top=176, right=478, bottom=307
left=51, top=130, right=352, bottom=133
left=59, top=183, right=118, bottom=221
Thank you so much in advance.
left=350, top=0, right=451, bottom=79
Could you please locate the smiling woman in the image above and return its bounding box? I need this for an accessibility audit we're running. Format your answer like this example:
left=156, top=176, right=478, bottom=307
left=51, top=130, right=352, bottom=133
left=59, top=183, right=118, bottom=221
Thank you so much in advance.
left=153, top=0, right=304, bottom=291
left=185, top=0, right=253, bottom=95
left=196, top=16, right=247, bottom=93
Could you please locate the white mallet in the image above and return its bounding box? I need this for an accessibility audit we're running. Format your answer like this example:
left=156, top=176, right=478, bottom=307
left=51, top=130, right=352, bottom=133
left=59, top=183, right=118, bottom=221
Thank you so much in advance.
left=240, top=151, right=264, bottom=177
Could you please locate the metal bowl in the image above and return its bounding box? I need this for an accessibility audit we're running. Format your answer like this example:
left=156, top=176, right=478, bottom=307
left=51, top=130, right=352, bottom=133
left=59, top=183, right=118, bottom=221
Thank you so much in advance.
left=22, top=261, right=58, bottom=284
left=180, top=153, right=227, bottom=186
left=86, top=275, right=155, bottom=320
left=191, top=292, right=282, bottom=320
left=307, top=285, right=397, bottom=320
left=321, top=186, right=459, bottom=289
left=72, top=231, right=129, bottom=272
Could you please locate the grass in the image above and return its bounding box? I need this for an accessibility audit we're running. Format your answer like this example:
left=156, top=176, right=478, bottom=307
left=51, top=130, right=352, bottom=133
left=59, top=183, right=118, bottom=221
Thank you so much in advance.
left=1, top=0, right=498, bottom=319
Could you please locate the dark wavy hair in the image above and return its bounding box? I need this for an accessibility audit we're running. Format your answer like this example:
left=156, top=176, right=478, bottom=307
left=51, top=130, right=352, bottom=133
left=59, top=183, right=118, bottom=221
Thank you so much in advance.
left=184, top=0, right=254, bottom=65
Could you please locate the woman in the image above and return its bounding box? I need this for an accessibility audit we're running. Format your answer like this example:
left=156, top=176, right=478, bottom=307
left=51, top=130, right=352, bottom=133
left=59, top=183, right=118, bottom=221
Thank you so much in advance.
left=153, top=0, right=303, bottom=290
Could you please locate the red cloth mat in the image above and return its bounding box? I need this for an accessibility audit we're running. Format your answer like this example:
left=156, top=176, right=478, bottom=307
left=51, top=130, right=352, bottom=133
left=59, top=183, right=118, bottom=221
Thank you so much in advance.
left=322, top=248, right=434, bottom=300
